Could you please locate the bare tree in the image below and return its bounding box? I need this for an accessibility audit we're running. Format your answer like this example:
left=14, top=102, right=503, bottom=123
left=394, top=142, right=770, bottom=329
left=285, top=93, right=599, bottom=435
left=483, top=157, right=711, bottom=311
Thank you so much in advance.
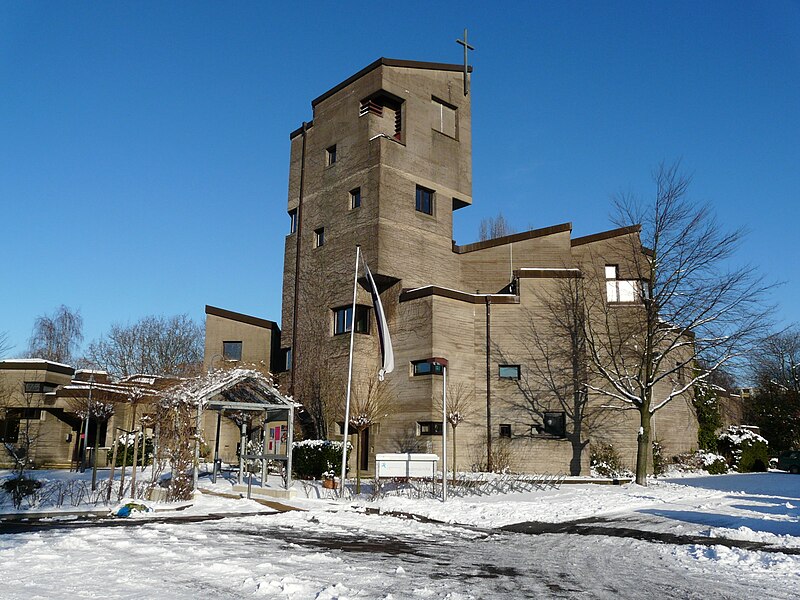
left=479, top=212, right=515, bottom=241
left=583, top=162, right=772, bottom=485
left=27, top=305, right=83, bottom=364
left=342, top=376, right=392, bottom=493
left=434, top=382, right=474, bottom=482
left=746, top=328, right=800, bottom=453
left=496, top=275, right=609, bottom=475
left=0, top=383, right=43, bottom=507
left=85, top=314, right=203, bottom=377
left=0, top=331, right=11, bottom=359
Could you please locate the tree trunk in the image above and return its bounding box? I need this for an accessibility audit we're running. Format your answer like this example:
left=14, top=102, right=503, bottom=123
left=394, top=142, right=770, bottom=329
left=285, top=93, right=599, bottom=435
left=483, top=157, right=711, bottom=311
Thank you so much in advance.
left=451, top=426, right=457, bottom=485
left=635, top=407, right=652, bottom=485
left=355, top=430, right=361, bottom=495
left=91, top=417, right=101, bottom=491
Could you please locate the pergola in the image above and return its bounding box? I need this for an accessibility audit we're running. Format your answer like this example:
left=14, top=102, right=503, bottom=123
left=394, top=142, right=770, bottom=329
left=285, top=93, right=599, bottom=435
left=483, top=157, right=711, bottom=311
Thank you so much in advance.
left=185, top=369, right=296, bottom=492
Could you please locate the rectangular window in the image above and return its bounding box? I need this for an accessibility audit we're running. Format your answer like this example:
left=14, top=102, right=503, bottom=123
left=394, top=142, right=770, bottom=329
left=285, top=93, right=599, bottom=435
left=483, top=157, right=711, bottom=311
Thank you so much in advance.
left=283, top=348, right=292, bottom=371
left=415, top=185, right=434, bottom=215
left=24, top=382, right=45, bottom=394
left=326, top=145, right=337, bottom=166
left=333, top=305, right=370, bottom=336
left=606, top=264, right=640, bottom=303
left=543, top=412, right=566, bottom=437
left=499, top=424, right=512, bottom=439
left=289, top=209, right=297, bottom=234
left=223, top=341, right=242, bottom=361
left=499, top=365, right=521, bottom=380
left=350, top=187, right=361, bottom=209
left=411, top=360, right=444, bottom=376
left=677, top=362, right=686, bottom=385
left=418, top=421, right=443, bottom=436
left=314, top=227, right=325, bottom=248
left=432, top=97, right=457, bottom=138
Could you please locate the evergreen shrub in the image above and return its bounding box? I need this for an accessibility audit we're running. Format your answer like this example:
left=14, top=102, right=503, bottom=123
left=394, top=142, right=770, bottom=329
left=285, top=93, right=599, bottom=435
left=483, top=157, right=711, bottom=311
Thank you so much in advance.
left=292, top=440, right=351, bottom=480
left=717, top=426, right=769, bottom=472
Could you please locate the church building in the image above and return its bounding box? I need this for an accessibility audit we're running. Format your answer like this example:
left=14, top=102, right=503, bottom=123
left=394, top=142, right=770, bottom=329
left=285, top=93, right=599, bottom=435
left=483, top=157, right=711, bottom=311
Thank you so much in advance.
left=279, top=57, right=698, bottom=475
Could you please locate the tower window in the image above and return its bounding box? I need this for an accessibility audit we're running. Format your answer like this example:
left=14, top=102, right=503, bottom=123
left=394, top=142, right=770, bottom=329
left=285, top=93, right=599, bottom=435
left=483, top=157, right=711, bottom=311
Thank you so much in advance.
left=432, top=97, right=457, bottom=138
left=333, top=305, right=370, bottom=336
left=326, top=145, right=337, bottom=166
left=289, top=209, right=297, bottom=234
left=360, top=91, right=404, bottom=141
left=415, top=186, right=434, bottom=215
left=499, top=424, right=512, bottom=438
left=314, top=227, right=325, bottom=248
left=350, top=188, right=361, bottom=209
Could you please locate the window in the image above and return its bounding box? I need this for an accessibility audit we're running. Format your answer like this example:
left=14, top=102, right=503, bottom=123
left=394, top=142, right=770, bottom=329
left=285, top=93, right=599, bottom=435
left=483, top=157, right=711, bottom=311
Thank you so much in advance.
left=333, top=305, right=370, bottom=336
left=499, top=365, right=521, bottom=380
left=283, top=348, right=292, bottom=371
left=360, top=92, right=403, bottom=141
left=0, top=418, right=19, bottom=443
left=289, top=209, right=297, bottom=234
left=499, top=424, right=512, bottom=439
left=412, top=360, right=444, bottom=376
left=543, top=412, right=566, bottom=437
left=326, top=145, right=337, bottom=166
left=676, top=362, right=686, bottom=385
left=24, top=382, right=44, bottom=393
left=605, top=264, right=640, bottom=303
left=223, top=341, right=242, bottom=361
left=418, top=421, right=443, bottom=436
left=350, top=187, right=361, bottom=209
left=432, top=97, right=457, bottom=138
left=314, top=227, right=325, bottom=248
left=415, top=185, right=434, bottom=215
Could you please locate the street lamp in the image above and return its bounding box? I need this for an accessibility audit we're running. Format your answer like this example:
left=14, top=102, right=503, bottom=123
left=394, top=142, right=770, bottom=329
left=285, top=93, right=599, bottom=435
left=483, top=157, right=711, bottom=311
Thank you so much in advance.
left=428, top=357, right=449, bottom=502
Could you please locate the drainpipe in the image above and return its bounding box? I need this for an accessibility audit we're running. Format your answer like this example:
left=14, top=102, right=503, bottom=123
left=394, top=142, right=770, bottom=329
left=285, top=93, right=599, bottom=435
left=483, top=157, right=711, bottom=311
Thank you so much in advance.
left=289, top=122, right=308, bottom=396
left=485, top=295, right=493, bottom=472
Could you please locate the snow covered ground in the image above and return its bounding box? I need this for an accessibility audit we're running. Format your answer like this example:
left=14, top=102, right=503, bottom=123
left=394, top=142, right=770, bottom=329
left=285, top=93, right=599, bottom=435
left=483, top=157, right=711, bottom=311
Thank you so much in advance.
left=1, top=471, right=798, bottom=599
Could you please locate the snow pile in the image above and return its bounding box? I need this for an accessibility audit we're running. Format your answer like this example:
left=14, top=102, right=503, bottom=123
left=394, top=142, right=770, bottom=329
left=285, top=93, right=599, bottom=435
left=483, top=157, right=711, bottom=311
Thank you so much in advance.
left=682, top=544, right=799, bottom=574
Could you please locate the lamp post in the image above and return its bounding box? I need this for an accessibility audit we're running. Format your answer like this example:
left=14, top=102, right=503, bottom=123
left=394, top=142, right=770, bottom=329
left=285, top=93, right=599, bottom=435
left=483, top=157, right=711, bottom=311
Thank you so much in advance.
left=429, top=357, right=449, bottom=502
left=208, top=353, right=223, bottom=482
left=80, top=374, right=94, bottom=474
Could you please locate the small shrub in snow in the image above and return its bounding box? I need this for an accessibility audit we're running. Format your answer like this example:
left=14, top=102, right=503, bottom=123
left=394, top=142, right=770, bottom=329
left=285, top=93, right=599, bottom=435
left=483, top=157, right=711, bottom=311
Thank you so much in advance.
left=652, top=440, right=667, bottom=476
left=1, top=476, right=42, bottom=509
left=717, top=426, right=769, bottom=473
left=590, top=443, right=631, bottom=478
left=292, top=440, right=352, bottom=480
left=697, top=451, right=728, bottom=474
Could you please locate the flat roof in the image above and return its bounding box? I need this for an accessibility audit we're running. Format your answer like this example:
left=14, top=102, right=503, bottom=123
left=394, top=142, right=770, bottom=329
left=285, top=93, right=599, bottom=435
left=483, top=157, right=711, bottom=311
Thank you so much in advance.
left=205, top=305, right=279, bottom=331
left=0, top=359, right=75, bottom=376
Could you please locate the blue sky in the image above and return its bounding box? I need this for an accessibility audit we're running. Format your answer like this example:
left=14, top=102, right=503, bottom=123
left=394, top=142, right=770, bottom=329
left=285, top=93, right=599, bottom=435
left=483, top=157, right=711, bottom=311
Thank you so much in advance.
left=1, top=1, right=798, bottom=357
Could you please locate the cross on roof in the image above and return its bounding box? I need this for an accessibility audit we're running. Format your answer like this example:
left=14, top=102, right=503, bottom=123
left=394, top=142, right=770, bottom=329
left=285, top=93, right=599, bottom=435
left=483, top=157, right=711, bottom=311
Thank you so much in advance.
left=456, top=28, right=475, bottom=96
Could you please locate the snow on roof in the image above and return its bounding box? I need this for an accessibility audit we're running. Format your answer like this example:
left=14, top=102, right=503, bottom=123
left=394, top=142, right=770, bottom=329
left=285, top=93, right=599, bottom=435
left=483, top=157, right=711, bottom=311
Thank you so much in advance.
left=0, top=358, right=74, bottom=369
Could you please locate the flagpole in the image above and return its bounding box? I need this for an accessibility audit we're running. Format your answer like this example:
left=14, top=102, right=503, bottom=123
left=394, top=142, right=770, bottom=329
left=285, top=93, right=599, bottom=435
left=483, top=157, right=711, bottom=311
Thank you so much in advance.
left=340, top=244, right=361, bottom=496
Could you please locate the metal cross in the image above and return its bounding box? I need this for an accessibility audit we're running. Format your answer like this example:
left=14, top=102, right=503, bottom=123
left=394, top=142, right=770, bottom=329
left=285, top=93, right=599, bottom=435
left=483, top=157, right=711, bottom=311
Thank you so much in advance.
left=456, top=28, right=475, bottom=96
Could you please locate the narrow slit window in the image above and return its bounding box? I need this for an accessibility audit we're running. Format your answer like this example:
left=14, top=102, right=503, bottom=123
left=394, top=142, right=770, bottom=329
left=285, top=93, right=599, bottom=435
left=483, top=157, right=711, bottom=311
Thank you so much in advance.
left=326, top=145, right=337, bottom=166
left=350, top=188, right=361, bottom=209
